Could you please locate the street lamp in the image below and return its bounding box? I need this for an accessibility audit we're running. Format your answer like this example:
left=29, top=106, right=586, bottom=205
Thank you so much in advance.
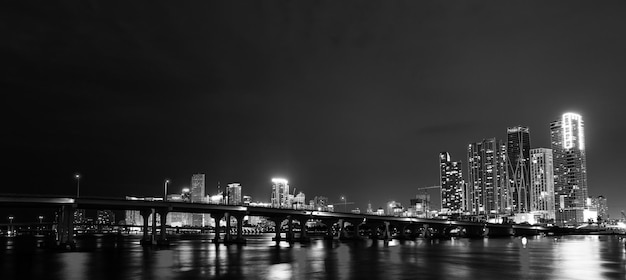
left=75, top=173, right=81, bottom=198
left=341, top=196, right=347, bottom=213
left=164, top=179, right=170, bottom=201
left=38, top=215, right=44, bottom=234
left=8, top=215, right=14, bottom=236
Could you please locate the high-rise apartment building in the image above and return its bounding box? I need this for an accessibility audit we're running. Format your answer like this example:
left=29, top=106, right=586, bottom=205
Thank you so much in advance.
left=550, top=113, right=588, bottom=225
left=507, top=126, right=531, bottom=213
left=530, top=148, right=555, bottom=220
left=467, top=138, right=509, bottom=216
left=190, top=174, right=206, bottom=226
left=226, top=183, right=242, bottom=205
left=270, top=178, right=290, bottom=208
left=439, top=152, right=465, bottom=214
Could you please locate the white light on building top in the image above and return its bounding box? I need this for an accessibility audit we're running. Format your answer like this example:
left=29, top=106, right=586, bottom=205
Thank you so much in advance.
left=562, top=112, right=584, bottom=150
left=271, top=178, right=288, bottom=184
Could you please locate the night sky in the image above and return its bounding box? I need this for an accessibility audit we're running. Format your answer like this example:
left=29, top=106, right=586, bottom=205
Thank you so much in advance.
left=4, top=1, right=626, bottom=218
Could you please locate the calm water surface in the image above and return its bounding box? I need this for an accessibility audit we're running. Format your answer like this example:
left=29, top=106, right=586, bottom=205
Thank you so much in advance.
left=1, top=234, right=625, bottom=280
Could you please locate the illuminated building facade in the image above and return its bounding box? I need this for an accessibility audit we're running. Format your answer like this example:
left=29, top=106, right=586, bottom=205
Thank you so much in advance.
left=550, top=113, right=588, bottom=225
left=293, top=192, right=306, bottom=209
left=96, top=210, right=115, bottom=225
left=467, top=138, right=509, bottom=216
left=439, top=152, right=465, bottom=214
left=530, top=148, right=555, bottom=220
left=590, top=196, right=608, bottom=221
left=507, top=126, right=531, bottom=213
left=191, top=174, right=206, bottom=226
left=226, top=183, right=242, bottom=205
left=270, top=178, right=290, bottom=208
left=410, top=194, right=430, bottom=217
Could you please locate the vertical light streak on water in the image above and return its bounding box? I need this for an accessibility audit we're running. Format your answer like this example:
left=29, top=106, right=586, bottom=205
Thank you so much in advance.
left=551, top=236, right=605, bottom=279
left=58, top=252, right=89, bottom=280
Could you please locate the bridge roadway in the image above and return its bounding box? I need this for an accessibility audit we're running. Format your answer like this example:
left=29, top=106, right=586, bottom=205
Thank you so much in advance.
left=0, top=195, right=549, bottom=247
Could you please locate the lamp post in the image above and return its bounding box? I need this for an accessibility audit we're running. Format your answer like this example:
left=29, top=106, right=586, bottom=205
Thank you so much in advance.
left=341, top=196, right=347, bottom=213
left=75, top=173, right=81, bottom=198
left=8, top=215, right=14, bottom=236
left=38, top=215, right=44, bottom=234
left=164, top=179, right=170, bottom=201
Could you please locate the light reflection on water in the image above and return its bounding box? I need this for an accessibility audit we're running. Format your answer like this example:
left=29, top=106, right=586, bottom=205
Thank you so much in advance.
left=0, top=234, right=625, bottom=279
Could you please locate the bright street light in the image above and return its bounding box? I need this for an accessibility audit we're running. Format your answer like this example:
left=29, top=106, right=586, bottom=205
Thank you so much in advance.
left=164, top=179, right=170, bottom=201
left=75, top=173, right=81, bottom=198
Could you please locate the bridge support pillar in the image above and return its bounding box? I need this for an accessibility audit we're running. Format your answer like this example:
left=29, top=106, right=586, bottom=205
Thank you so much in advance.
left=151, top=209, right=157, bottom=243
left=286, top=216, right=294, bottom=242
left=57, top=205, right=76, bottom=249
left=323, top=219, right=339, bottom=241
left=158, top=209, right=169, bottom=246
left=338, top=219, right=347, bottom=240
left=381, top=221, right=391, bottom=241
left=355, top=222, right=363, bottom=239
left=225, top=212, right=232, bottom=242
left=230, top=213, right=246, bottom=244
left=297, top=218, right=310, bottom=242
left=270, top=217, right=284, bottom=242
left=212, top=213, right=224, bottom=243
left=140, top=209, right=157, bottom=246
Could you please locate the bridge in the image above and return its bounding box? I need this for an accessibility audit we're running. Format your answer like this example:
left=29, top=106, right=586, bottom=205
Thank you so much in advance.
left=0, top=195, right=550, bottom=248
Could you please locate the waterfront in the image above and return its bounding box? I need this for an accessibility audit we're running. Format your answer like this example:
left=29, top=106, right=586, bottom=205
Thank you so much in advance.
left=0, top=234, right=625, bottom=280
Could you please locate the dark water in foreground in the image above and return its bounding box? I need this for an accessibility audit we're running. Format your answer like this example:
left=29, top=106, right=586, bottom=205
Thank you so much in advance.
left=1, top=234, right=625, bottom=280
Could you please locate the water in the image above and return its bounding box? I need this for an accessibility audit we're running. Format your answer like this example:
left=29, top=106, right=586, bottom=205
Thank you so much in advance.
left=1, top=234, right=625, bottom=279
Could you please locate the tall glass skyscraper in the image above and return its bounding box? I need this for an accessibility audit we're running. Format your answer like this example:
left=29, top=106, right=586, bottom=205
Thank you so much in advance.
left=439, top=152, right=465, bottom=214
left=467, top=138, right=509, bottom=216
left=550, top=113, right=588, bottom=225
left=530, top=148, right=555, bottom=220
left=506, top=126, right=531, bottom=213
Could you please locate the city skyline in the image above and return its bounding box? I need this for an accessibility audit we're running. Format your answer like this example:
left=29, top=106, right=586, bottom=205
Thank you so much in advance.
left=4, top=2, right=626, bottom=219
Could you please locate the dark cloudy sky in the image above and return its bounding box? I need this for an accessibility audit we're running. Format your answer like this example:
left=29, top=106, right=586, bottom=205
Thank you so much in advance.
left=3, top=1, right=626, bottom=218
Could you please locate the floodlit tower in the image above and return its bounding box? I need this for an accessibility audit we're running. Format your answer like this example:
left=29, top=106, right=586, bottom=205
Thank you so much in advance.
left=270, top=178, right=290, bottom=208
left=226, top=183, right=242, bottom=205
left=550, top=113, right=588, bottom=226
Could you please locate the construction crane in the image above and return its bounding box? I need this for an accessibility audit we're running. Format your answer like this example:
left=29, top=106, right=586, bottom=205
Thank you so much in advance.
left=417, top=185, right=441, bottom=193
left=414, top=186, right=441, bottom=214
left=329, top=196, right=355, bottom=213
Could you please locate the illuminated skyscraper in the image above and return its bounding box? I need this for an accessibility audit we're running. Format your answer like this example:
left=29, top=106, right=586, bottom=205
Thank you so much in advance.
left=550, top=113, right=588, bottom=225
left=530, top=148, right=555, bottom=220
left=467, top=138, right=509, bottom=216
left=507, top=126, right=531, bottom=213
left=270, top=178, right=290, bottom=208
left=190, top=174, right=206, bottom=202
left=226, top=183, right=242, bottom=205
left=191, top=174, right=206, bottom=226
left=439, top=152, right=465, bottom=214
